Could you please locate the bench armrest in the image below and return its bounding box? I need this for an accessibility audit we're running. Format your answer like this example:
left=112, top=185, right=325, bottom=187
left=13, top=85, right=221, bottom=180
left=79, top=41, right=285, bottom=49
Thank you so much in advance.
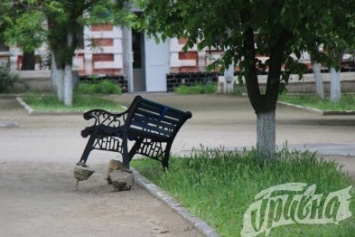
left=83, top=109, right=128, bottom=128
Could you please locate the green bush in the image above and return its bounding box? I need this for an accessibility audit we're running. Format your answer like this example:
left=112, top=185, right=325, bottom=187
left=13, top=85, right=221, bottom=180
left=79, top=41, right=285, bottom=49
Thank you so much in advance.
left=76, top=79, right=122, bottom=95
left=174, top=83, right=217, bottom=94
left=0, top=64, right=22, bottom=93
left=232, top=85, right=247, bottom=95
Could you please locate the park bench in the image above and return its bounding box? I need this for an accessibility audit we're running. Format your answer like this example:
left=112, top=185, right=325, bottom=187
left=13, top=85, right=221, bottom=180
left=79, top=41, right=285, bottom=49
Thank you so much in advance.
left=77, top=95, right=192, bottom=172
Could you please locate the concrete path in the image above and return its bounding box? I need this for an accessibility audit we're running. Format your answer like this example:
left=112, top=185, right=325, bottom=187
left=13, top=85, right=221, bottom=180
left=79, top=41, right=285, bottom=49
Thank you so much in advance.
left=0, top=93, right=354, bottom=237
left=114, top=94, right=355, bottom=156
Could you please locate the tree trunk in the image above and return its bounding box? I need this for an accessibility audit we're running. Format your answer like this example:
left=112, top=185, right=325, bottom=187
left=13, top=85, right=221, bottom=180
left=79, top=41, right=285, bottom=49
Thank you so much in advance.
left=311, top=59, right=324, bottom=99
left=21, top=51, right=36, bottom=70
left=330, top=67, right=341, bottom=102
left=240, top=8, right=291, bottom=159
left=50, top=53, right=57, bottom=91
left=57, top=69, right=65, bottom=101
left=256, top=111, right=276, bottom=159
left=63, top=32, right=74, bottom=106
left=51, top=52, right=65, bottom=101
left=64, top=63, right=73, bottom=106
left=328, top=49, right=343, bottom=103
left=223, top=63, right=235, bottom=94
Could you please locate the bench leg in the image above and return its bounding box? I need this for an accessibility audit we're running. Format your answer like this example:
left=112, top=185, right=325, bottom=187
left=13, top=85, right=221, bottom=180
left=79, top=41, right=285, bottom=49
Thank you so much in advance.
left=162, top=142, right=172, bottom=170
left=77, top=135, right=96, bottom=165
left=128, top=138, right=143, bottom=162
left=121, top=135, right=132, bottom=173
left=121, top=137, right=144, bottom=173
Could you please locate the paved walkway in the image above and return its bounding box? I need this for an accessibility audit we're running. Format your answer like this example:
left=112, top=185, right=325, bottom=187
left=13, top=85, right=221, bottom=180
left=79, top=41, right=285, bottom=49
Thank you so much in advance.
left=0, top=93, right=354, bottom=237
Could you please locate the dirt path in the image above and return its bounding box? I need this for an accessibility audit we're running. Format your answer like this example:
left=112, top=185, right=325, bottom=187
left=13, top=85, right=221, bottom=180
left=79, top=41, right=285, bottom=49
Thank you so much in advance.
left=0, top=160, right=202, bottom=237
left=0, top=97, right=203, bottom=237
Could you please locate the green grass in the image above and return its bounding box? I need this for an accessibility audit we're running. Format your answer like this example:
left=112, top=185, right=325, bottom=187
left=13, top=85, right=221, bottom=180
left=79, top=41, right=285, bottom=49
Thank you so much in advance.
left=23, top=94, right=124, bottom=111
left=75, top=79, right=122, bottom=95
left=279, top=93, right=355, bottom=111
left=132, top=148, right=355, bottom=237
left=174, top=83, right=217, bottom=94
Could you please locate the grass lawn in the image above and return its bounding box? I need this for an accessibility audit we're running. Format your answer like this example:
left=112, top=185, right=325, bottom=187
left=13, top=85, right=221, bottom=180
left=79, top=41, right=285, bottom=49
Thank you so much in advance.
left=279, top=93, right=355, bottom=111
left=22, top=94, right=124, bottom=112
left=132, top=148, right=355, bottom=237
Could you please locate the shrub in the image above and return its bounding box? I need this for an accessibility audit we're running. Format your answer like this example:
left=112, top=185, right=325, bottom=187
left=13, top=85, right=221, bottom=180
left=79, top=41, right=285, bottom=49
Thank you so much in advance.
left=0, top=64, right=22, bottom=93
left=76, top=79, right=122, bottom=95
left=174, top=83, right=217, bottom=94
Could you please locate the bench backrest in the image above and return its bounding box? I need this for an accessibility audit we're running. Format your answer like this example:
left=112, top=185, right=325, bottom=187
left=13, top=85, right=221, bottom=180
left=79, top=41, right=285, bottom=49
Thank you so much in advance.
left=127, top=96, right=192, bottom=139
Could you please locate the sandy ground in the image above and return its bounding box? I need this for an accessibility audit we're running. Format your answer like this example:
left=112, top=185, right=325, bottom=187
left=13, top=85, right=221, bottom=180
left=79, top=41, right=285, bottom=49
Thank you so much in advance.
left=0, top=162, right=204, bottom=237
left=0, top=97, right=203, bottom=237
left=1, top=94, right=355, bottom=237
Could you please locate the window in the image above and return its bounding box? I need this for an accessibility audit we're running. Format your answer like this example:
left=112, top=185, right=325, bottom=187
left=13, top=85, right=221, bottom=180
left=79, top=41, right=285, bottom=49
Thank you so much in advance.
left=0, top=40, right=9, bottom=52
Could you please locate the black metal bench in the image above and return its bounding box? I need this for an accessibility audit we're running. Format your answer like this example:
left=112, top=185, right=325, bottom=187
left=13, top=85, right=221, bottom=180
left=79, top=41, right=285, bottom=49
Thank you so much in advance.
left=77, top=95, right=192, bottom=172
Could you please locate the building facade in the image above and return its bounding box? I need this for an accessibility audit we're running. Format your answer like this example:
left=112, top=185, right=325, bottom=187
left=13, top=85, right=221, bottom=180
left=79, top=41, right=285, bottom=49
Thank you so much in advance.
left=1, top=24, right=220, bottom=93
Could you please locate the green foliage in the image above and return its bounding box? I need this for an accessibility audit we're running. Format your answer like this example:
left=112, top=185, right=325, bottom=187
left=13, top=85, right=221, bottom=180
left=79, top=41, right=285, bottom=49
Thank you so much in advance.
left=279, top=93, right=355, bottom=111
left=0, top=0, right=134, bottom=68
left=23, top=94, right=123, bottom=111
left=173, top=83, right=217, bottom=94
left=85, top=1, right=136, bottom=26
left=136, top=0, right=355, bottom=105
left=2, top=10, right=45, bottom=52
left=132, top=147, right=355, bottom=237
left=0, top=64, right=22, bottom=93
left=76, top=80, right=122, bottom=95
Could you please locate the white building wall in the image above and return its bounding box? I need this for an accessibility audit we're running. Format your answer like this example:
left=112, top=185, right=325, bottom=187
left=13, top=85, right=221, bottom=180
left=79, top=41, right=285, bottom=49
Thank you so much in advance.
left=4, top=24, right=210, bottom=77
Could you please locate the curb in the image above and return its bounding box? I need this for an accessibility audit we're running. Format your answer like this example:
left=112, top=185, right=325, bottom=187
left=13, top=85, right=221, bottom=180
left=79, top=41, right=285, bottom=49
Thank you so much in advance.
left=16, top=97, right=34, bottom=114
left=15, top=97, right=126, bottom=116
left=16, top=97, right=85, bottom=115
left=0, top=121, right=18, bottom=128
left=133, top=169, right=220, bottom=237
left=277, top=101, right=355, bottom=115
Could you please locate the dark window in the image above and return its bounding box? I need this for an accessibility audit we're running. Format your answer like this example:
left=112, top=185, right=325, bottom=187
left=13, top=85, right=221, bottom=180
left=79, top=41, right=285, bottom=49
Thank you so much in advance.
left=0, top=40, right=9, bottom=52
left=132, top=29, right=143, bottom=68
left=76, top=27, right=84, bottom=49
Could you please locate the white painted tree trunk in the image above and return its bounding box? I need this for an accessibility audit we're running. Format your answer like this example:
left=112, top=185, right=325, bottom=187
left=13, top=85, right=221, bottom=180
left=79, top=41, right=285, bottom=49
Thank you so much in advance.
left=256, top=111, right=276, bottom=158
left=330, top=67, right=341, bottom=102
left=223, top=63, right=235, bottom=94
left=311, top=60, right=324, bottom=99
left=64, top=63, right=73, bottom=106
left=57, top=69, right=65, bottom=101
left=122, top=27, right=133, bottom=92
left=63, top=31, right=74, bottom=106
left=54, top=69, right=65, bottom=102
left=51, top=51, right=65, bottom=101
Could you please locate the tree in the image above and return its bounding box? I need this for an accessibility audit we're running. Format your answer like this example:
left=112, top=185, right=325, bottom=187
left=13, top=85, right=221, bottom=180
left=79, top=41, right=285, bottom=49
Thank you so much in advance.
left=45, top=0, right=98, bottom=106
left=0, top=1, right=45, bottom=70
left=44, top=0, right=133, bottom=106
left=323, top=4, right=354, bottom=103
left=136, top=0, right=355, bottom=158
left=308, top=3, right=355, bottom=102
left=1, top=0, right=133, bottom=106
